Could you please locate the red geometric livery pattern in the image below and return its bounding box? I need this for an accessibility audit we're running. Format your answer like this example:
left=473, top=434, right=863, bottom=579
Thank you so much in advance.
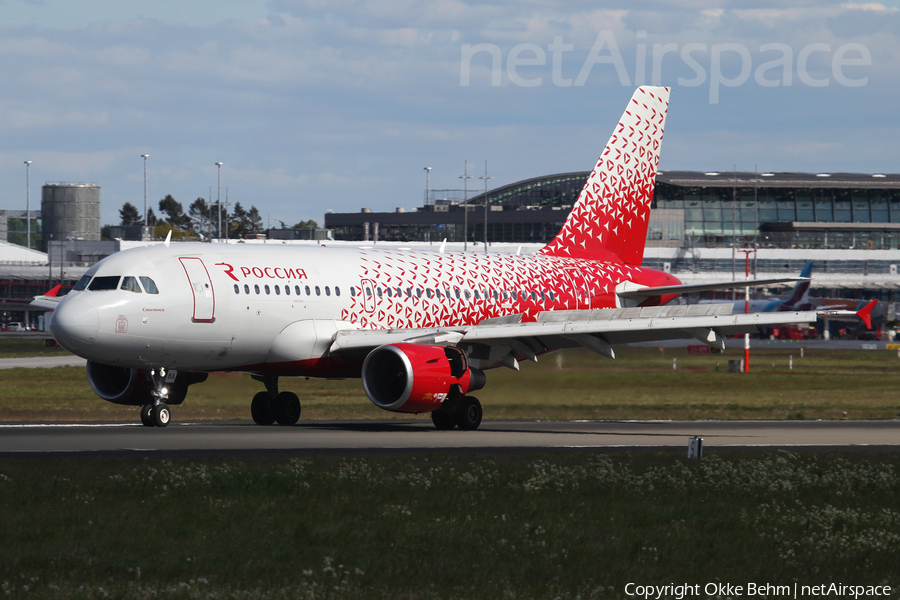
left=540, top=86, right=669, bottom=265
left=341, top=248, right=678, bottom=330
left=339, top=85, right=676, bottom=330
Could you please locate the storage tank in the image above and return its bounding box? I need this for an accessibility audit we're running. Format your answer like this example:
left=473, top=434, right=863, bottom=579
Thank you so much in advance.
left=41, top=182, right=101, bottom=250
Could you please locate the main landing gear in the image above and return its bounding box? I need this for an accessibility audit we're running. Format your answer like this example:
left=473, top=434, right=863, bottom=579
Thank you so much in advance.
left=140, top=367, right=174, bottom=428
left=250, top=375, right=301, bottom=426
left=430, top=395, right=482, bottom=431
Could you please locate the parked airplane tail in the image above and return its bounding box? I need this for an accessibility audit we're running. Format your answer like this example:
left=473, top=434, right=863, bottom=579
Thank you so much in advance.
left=540, top=86, right=670, bottom=264
left=784, top=261, right=814, bottom=306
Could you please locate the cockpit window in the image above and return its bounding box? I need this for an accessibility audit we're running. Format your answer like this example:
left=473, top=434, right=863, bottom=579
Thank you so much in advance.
left=120, top=276, right=142, bottom=293
left=139, top=276, right=160, bottom=295
left=73, top=275, right=91, bottom=291
left=88, top=276, right=121, bottom=291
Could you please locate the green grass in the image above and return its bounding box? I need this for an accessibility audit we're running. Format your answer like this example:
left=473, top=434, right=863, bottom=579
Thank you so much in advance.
left=0, top=451, right=897, bottom=598
left=2, top=347, right=900, bottom=422
left=0, top=337, right=71, bottom=358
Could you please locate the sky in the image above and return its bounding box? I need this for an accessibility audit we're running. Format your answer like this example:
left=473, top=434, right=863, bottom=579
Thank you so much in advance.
left=0, top=0, right=897, bottom=229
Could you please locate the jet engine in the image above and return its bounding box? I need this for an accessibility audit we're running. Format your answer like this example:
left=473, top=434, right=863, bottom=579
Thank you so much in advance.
left=85, top=361, right=207, bottom=406
left=361, top=343, right=485, bottom=413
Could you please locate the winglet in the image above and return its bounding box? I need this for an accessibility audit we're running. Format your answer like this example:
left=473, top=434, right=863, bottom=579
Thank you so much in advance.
left=856, top=300, right=877, bottom=329
left=438, top=238, right=446, bottom=253
left=164, top=230, right=172, bottom=247
left=44, top=284, right=63, bottom=297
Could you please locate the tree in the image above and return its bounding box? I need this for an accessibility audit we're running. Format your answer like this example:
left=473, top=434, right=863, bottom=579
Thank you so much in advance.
left=188, top=198, right=209, bottom=238
left=230, top=203, right=248, bottom=238
left=146, top=208, right=158, bottom=227
left=292, top=219, right=318, bottom=229
left=246, top=205, right=264, bottom=235
left=119, top=202, right=141, bottom=226
left=158, top=195, right=190, bottom=230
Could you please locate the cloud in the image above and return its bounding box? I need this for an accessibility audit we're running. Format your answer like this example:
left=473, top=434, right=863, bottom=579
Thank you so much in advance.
left=0, top=1, right=893, bottom=228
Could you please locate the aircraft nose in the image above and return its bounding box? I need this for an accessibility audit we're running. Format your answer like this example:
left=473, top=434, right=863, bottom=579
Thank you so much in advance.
left=50, top=298, right=99, bottom=353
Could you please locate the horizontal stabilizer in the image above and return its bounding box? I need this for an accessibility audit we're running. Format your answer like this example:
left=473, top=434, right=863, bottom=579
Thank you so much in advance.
left=616, top=277, right=809, bottom=299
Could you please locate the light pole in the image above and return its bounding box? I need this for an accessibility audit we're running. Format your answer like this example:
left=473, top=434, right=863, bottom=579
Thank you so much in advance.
left=24, top=161, right=31, bottom=250
left=423, top=167, right=431, bottom=206
left=215, top=162, right=223, bottom=242
left=459, top=161, right=471, bottom=250
left=479, top=161, right=492, bottom=252
left=141, top=155, right=149, bottom=234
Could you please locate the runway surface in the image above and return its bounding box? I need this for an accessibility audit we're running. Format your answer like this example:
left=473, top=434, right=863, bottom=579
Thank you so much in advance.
left=1, top=419, right=899, bottom=456
left=0, top=355, right=86, bottom=369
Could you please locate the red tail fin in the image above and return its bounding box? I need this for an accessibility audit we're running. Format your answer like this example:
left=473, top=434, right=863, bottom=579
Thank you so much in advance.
left=540, top=86, right=669, bottom=264
left=44, top=284, right=62, bottom=297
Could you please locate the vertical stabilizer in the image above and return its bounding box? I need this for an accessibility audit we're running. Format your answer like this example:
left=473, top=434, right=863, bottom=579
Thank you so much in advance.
left=540, top=86, right=669, bottom=264
left=784, top=260, right=814, bottom=307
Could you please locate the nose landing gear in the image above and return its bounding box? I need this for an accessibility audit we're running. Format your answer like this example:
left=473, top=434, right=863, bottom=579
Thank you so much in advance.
left=140, top=368, right=173, bottom=428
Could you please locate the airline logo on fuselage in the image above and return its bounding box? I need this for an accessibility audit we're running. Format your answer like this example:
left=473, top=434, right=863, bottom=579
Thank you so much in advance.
left=216, top=263, right=308, bottom=282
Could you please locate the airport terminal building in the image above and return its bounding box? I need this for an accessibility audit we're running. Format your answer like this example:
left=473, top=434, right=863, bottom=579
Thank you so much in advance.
left=325, top=171, right=900, bottom=251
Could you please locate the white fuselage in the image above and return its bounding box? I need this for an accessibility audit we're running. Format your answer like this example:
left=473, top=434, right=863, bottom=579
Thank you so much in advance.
left=50, top=242, right=676, bottom=377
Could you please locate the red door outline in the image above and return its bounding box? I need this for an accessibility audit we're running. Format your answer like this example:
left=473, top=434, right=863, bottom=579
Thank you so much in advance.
left=179, top=257, right=216, bottom=322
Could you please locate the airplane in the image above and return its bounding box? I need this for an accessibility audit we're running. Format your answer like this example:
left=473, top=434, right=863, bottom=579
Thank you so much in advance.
left=699, top=260, right=814, bottom=314
left=755, top=260, right=815, bottom=313
left=49, top=86, right=820, bottom=430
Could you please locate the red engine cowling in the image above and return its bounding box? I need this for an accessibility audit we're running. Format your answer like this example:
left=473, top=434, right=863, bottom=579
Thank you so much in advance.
left=361, top=343, right=486, bottom=413
left=86, top=361, right=207, bottom=406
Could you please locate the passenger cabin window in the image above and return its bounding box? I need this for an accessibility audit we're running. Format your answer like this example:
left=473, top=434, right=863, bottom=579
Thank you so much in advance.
left=265, top=285, right=271, bottom=295
left=350, top=287, right=356, bottom=297
left=244, top=284, right=250, bottom=294
left=88, top=276, right=121, bottom=291
left=285, top=286, right=290, bottom=296
left=305, top=285, right=311, bottom=296
left=295, top=285, right=301, bottom=295
left=335, top=287, right=341, bottom=297
left=325, top=286, right=331, bottom=296
left=73, top=275, right=91, bottom=291
left=121, top=276, right=142, bottom=293
left=254, top=284, right=260, bottom=295
left=274, top=285, right=281, bottom=295
left=315, top=286, right=321, bottom=296
left=234, top=284, right=240, bottom=294
left=139, top=277, right=160, bottom=294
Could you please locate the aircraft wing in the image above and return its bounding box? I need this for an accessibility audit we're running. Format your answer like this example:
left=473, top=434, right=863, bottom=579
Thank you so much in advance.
left=616, top=277, right=808, bottom=300
left=30, top=285, right=64, bottom=310
left=817, top=299, right=877, bottom=329
left=330, top=304, right=818, bottom=368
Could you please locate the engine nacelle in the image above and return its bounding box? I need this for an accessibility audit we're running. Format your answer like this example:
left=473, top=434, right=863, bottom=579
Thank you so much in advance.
left=361, top=343, right=486, bottom=413
left=85, top=361, right=207, bottom=406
